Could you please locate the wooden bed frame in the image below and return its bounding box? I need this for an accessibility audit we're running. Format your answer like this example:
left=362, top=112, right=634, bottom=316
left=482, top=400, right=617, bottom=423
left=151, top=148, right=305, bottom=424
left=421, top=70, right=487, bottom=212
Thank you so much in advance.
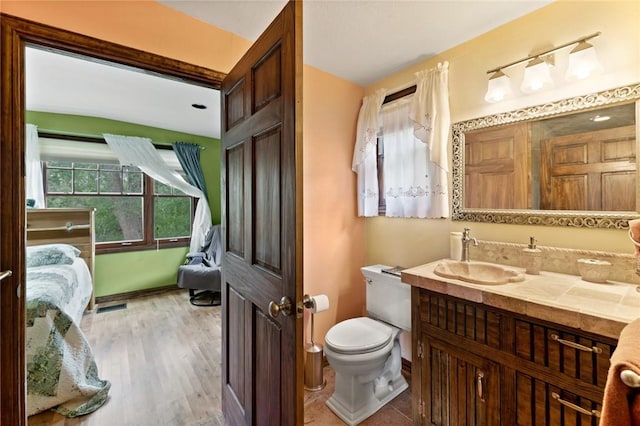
left=26, top=208, right=96, bottom=310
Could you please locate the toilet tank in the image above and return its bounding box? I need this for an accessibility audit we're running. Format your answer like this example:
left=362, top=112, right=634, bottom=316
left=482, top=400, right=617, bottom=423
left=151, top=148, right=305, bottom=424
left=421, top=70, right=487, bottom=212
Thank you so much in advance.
left=362, top=265, right=411, bottom=331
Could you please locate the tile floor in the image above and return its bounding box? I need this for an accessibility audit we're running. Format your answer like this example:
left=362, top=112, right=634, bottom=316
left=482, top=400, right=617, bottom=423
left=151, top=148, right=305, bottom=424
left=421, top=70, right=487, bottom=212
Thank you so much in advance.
left=303, top=365, right=412, bottom=425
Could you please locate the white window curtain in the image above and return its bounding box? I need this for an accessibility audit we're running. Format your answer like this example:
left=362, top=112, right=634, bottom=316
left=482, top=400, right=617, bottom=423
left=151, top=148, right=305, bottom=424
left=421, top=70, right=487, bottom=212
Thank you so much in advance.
left=408, top=61, right=451, bottom=218
left=25, top=123, right=45, bottom=208
left=351, top=88, right=386, bottom=217
left=103, top=134, right=212, bottom=252
left=381, top=98, right=444, bottom=218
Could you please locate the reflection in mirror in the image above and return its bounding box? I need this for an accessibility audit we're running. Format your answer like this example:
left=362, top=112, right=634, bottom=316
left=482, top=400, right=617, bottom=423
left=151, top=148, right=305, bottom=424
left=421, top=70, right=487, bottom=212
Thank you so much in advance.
left=452, top=83, right=640, bottom=229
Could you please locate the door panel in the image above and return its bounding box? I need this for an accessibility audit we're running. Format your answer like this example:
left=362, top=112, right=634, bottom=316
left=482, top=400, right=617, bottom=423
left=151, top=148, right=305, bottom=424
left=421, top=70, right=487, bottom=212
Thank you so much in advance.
left=540, top=125, right=636, bottom=210
left=253, top=45, right=282, bottom=111
left=255, top=310, right=282, bottom=422
left=464, top=122, right=530, bottom=209
left=226, top=79, right=247, bottom=130
left=227, top=287, right=246, bottom=407
left=221, top=2, right=302, bottom=425
left=254, top=128, right=282, bottom=272
left=226, top=144, right=246, bottom=257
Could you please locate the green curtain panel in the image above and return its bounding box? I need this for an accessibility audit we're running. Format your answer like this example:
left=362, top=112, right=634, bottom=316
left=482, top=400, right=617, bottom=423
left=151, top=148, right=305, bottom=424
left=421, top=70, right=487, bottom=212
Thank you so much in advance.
left=172, top=142, right=209, bottom=202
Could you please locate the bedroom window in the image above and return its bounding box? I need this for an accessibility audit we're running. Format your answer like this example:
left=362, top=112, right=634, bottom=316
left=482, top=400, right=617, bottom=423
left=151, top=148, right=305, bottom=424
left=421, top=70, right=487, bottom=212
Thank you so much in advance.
left=43, top=159, right=194, bottom=254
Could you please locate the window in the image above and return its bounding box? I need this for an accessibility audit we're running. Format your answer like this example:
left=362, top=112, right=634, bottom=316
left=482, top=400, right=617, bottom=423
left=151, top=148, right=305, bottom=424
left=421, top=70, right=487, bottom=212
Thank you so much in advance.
left=376, top=86, right=416, bottom=216
left=377, top=95, right=440, bottom=218
left=42, top=140, right=194, bottom=254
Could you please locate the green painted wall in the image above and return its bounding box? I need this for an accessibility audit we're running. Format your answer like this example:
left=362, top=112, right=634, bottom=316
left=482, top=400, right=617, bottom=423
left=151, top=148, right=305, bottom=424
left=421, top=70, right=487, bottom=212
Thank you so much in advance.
left=94, top=247, right=188, bottom=296
left=26, top=111, right=221, bottom=297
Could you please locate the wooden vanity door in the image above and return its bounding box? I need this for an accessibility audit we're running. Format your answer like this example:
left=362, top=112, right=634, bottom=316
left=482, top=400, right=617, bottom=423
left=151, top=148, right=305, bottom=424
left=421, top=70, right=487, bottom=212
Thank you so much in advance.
left=515, top=372, right=603, bottom=426
left=421, top=336, right=500, bottom=426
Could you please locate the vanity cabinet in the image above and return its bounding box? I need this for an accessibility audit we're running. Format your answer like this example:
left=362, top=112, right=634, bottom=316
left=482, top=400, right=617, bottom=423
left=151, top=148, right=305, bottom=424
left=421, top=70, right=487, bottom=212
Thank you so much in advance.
left=420, top=336, right=500, bottom=425
left=411, top=288, right=617, bottom=425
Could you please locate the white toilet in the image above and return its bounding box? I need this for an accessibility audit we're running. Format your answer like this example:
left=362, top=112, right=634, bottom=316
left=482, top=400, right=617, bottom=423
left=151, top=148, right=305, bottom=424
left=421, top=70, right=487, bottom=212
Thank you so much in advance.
left=324, top=265, right=411, bottom=425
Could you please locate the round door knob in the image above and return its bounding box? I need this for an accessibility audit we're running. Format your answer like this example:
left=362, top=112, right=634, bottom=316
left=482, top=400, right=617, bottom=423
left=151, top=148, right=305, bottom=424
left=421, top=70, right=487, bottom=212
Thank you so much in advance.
left=268, top=296, right=292, bottom=318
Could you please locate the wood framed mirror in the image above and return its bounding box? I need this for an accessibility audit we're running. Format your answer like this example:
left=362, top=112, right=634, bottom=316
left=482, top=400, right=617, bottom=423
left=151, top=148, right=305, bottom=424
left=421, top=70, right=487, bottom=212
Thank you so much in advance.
left=451, top=83, right=640, bottom=229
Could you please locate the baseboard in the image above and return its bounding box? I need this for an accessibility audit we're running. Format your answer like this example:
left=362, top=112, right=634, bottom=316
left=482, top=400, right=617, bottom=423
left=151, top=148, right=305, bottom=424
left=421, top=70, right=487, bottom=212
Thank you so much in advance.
left=95, top=284, right=180, bottom=305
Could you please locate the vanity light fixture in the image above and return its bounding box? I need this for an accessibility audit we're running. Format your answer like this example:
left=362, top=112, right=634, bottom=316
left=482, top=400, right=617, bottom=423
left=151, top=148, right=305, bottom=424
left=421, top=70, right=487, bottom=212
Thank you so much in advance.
left=520, top=56, right=554, bottom=94
left=565, top=40, right=603, bottom=81
left=484, top=32, right=602, bottom=103
left=484, top=70, right=512, bottom=103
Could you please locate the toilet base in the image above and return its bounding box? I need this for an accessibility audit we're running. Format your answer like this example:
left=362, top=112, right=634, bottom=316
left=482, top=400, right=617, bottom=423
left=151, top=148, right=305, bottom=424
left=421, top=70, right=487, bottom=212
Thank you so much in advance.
left=325, top=374, right=408, bottom=426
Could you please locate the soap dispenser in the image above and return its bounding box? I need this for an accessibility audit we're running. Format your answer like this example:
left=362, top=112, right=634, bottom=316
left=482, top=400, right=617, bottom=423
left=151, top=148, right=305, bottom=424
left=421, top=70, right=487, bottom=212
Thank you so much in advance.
left=522, top=236, right=542, bottom=275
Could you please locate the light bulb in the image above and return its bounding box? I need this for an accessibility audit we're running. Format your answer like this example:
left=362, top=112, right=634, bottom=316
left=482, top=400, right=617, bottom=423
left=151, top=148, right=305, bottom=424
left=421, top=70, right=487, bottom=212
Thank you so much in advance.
left=484, top=70, right=512, bottom=103
left=520, top=57, right=554, bottom=94
left=566, top=41, right=603, bottom=81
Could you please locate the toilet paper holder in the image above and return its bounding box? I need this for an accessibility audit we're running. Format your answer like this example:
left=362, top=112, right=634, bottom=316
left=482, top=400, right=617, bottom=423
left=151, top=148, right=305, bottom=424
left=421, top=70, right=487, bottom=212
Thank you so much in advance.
left=294, top=294, right=313, bottom=317
left=301, top=293, right=328, bottom=391
left=300, top=294, right=329, bottom=344
left=299, top=294, right=314, bottom=309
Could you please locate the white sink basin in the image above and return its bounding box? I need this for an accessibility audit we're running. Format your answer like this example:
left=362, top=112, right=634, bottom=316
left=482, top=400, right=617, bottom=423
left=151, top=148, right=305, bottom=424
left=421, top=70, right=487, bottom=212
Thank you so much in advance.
left=433, top=260, right=525, bottom=285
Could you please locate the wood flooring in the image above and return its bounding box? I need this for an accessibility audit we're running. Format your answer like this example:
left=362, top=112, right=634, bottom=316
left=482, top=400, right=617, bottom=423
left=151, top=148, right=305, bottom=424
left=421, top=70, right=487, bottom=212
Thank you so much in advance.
left=27, top=290, right=411, bottom=425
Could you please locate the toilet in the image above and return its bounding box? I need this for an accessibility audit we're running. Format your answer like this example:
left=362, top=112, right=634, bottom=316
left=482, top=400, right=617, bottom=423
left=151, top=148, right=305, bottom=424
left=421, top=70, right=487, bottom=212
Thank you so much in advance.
left=324, top=265, right=411, bottom=425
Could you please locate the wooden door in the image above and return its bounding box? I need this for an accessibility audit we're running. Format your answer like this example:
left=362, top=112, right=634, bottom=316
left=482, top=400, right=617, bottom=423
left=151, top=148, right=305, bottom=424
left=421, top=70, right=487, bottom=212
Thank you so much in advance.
left=422, top=336, right=500, bottom=426
left=464, top=123, right=530, bottom=209
left=220, top=2, right=303, bottom=425
left=540, top=125, right=636, bottom=211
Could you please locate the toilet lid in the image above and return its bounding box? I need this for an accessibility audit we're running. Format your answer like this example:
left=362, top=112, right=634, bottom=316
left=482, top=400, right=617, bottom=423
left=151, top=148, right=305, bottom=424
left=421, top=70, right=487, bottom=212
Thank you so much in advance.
left=325, top=317, right=392, bottom=354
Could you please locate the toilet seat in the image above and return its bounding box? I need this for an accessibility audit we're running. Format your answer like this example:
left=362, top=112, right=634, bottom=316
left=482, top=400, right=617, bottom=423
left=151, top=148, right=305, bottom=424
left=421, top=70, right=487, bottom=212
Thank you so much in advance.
left=325, top=317, right=392, bottom=355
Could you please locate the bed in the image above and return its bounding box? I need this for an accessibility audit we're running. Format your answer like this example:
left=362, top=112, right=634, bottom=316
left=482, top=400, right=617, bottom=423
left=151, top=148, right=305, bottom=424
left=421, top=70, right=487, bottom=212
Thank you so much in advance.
left=26, top=208, right=111, bottom=417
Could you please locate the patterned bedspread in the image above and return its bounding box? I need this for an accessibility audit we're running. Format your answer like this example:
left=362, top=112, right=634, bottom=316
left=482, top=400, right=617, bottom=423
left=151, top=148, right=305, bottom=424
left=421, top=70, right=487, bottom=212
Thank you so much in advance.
left=26, top=260, right=111, bottom=417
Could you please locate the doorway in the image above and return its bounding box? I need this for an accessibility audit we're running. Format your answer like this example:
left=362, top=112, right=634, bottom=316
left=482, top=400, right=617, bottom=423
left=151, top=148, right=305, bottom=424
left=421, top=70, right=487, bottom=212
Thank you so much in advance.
left=26, top=46, right=225, bottom=423
left=0, top=14, right=224, bottom=424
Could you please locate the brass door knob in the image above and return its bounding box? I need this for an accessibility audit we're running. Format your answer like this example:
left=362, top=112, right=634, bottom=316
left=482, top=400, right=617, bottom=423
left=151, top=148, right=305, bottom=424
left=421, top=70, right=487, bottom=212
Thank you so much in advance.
left=268, top=296, right=292, bottom=318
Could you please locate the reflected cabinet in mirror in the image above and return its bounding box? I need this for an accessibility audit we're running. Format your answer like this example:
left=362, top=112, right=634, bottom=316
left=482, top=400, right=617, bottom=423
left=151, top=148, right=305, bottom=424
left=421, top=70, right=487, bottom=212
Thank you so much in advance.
left=452, top=83, right=640, bottom=229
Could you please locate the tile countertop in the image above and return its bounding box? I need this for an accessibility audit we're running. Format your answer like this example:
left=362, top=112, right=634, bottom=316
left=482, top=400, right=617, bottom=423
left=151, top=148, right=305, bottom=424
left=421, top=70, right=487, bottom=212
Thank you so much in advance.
left=401, top=260, right=640, bottom=340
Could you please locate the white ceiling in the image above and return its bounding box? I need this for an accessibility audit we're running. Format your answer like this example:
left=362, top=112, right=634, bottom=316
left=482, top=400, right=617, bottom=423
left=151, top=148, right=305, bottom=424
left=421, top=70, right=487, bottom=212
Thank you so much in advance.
left=26, top=0, right=553, bottom=139
left=160, top=0, right=553, bottom=87
left=26, top=47, right=221, bottom=138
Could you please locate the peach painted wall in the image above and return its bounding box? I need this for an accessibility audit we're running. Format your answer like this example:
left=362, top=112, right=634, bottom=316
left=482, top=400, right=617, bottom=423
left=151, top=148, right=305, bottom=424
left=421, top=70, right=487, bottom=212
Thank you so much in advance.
left=365, top=1, right=640, bottom=269
left=303, top=65, right=365, bottom=345
left=2, top=1, right=368, bottom=344
left=0, top=0, right=251, bottom=73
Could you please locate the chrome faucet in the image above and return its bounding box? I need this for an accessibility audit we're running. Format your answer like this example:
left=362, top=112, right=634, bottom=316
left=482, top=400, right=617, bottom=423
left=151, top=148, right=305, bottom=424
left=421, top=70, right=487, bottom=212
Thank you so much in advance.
left=461, top=227, right=478, bottom=262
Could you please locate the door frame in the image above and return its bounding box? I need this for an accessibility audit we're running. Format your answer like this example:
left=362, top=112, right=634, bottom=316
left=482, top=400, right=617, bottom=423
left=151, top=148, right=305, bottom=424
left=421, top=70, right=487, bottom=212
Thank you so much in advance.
left=0, top=14, right=224, bottom=424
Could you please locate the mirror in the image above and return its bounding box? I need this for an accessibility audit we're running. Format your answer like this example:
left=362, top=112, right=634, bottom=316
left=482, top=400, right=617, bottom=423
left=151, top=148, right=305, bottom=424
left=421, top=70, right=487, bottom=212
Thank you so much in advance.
left=451, top=83, right=640, bottom=229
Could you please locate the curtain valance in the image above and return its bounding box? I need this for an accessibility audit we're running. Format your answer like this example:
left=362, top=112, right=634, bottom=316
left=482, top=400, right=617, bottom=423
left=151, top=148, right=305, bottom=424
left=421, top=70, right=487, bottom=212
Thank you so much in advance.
left=351, top=62, right=451, bottom=218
